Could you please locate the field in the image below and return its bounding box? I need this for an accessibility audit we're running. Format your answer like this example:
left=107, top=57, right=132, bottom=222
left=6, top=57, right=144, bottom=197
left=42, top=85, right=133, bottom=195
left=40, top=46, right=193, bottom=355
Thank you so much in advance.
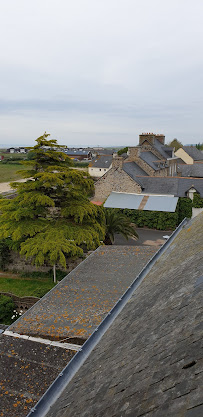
left=0, top=270, right=66, bottom=297
left=0, top=276, right=55, bottom=298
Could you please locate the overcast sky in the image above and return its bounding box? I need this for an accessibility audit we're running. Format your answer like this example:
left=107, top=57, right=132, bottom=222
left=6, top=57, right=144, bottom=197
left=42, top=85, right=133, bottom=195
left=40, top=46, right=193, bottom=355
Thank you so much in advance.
left=0, top=0, right=203, bottom=147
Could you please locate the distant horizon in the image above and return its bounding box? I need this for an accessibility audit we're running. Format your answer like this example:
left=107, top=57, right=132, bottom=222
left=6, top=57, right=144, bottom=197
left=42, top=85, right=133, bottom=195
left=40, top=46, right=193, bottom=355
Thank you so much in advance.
left=0, top=139, right=201, bottom=150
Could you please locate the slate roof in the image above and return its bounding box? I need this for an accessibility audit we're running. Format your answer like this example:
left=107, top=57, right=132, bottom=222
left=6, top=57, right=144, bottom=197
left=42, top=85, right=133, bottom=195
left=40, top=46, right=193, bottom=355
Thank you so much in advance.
left=45, top=212, right=203, bottom=417
left=178, top=163, right=203, bottom=178
left=9, top=246, right=157, bottom=341
left=96, top=149, right=115, bottom=155
left=140, top=151, right=161, bottom=170
left=0, top=335, right=76, bottom=417
left=89, top=155, right=113, bottom=169
left=177, top=178, right=203, bottom=197
left=183, top=146, right=203, bottom=161
left=136, top=176, right=203, bottom=197
left=123, top=161, right=149, bottom=178
left=137, top=176, right=179, bottom=195
left=64, top=150, right=91, bottom=156
left=154, top=139, right=173, bottom=158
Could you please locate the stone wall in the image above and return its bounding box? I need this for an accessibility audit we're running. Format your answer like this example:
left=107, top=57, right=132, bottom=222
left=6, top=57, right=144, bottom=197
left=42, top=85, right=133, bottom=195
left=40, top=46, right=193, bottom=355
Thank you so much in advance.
left=127, top=147, right=141, bottom=160
left=111, top=156, right=124, bottom=169
left=153, top=167, right=169, bottom=177
left=94, top=168, right=142, bottom=201
left=0, top=292, right=39, bottom=313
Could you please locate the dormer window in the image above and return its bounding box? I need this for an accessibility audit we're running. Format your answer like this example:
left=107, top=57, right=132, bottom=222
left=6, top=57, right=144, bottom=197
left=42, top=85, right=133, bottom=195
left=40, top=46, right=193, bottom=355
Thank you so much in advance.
left=187, top=187, right=197, bottom=200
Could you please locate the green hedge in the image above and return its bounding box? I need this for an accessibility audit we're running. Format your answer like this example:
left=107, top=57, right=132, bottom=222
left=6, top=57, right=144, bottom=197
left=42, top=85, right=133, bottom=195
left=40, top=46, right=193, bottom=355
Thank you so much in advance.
left=193, top=192, right=203, bottom=208
left=176, top=198, right=192, bottom=223
left=122, top=197, right=192, bottom=230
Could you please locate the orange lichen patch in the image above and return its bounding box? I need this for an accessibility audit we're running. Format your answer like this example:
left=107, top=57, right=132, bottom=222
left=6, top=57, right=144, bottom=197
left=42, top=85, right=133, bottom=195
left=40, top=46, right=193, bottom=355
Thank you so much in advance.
left=26, top=398, right=33, bottom=403
left=91, top=201, right=103, bottom=206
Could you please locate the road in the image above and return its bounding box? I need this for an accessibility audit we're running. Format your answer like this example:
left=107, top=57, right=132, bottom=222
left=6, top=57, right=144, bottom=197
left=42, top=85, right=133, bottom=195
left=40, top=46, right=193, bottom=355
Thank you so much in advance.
left=114, top=228, right=171, bottom=246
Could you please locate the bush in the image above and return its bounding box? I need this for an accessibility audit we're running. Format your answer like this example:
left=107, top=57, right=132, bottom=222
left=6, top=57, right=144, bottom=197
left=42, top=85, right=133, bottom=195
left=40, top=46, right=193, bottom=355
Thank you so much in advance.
left=0, top=295, right=15, bottom=324
left=123, top=209, right=178, bottom=230
left=122, top=197, right=192, bottom=230
left=193, top=192, right=203, bottom=208
left=0, top=239, right=11, bottom=271
left=177, top=198, right=192, bottom=223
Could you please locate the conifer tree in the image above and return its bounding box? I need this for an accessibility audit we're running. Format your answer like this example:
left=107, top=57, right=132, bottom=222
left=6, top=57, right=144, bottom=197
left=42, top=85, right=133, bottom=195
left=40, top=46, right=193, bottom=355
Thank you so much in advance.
left=0, top=133, right=105, bottom=281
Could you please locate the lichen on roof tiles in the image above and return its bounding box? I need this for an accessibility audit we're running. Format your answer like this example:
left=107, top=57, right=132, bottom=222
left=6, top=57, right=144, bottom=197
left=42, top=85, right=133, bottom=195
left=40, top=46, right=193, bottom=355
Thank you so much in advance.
left=45, top=213, right=203, bottom=417
left=10, top=246, right=157, bottom=340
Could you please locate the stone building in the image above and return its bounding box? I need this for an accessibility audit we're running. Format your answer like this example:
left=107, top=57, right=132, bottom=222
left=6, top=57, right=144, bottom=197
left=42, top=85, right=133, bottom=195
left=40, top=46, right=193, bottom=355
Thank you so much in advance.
left=94, top=134, right=203, bottom=202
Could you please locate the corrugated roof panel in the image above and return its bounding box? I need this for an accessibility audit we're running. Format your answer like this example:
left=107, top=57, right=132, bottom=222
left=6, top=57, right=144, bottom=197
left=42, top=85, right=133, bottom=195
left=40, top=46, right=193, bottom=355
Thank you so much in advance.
left=144, top=196, right=178, bottom=212
left=104, top=192, right=143, bottom=209
left=104, top=192, right=179, bottom=212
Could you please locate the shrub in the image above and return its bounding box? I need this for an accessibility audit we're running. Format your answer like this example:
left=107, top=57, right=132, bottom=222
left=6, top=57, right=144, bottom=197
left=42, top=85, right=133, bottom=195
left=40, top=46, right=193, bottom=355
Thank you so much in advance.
left=193, top=192, right=203, bottom=208
left=0, top=295, right=15, bottom=324
left=123, top=209, right=178, bottom=230
left=177, top=198, right=192, bottom=223
left=0, top=239, right=11, bottom=271
left=123, top=197, right=192, bottom=230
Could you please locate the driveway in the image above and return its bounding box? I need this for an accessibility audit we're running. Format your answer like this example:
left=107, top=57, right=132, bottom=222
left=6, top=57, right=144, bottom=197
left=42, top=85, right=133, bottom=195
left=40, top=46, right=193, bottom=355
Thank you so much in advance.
left=114, top=228, right=172, bottom=247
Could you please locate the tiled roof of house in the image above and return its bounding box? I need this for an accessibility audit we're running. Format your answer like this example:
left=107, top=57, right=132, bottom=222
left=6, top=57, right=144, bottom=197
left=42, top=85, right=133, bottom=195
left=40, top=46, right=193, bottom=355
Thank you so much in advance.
left=123, top=161, right=149, bottom=178
left=89, top=155, right=113, bottom=168
left=0, top=246, right=157, bottom=416
left=9, top=246, right=157, bottom=341
left=137, top=176, right=179, bottom=195
left=137, top=176, right=203, bottom=197
left=177, top=163, right=203, bottom=178
left=154, top=139, right=173, bottom=158
left=140, top=151, right=161, bottom=170
left=64, top=150, right=91, bottom=156
left=0, top=335, right=76, bottom=417
left=182, top=146, right=203, bottom=161
left=45, top=213, right=203, bottom=417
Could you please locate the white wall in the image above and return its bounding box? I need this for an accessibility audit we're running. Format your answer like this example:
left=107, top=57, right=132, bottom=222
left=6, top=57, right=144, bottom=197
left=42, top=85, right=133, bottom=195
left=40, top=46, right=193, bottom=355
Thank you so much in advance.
left=88, top=165, right=112, bottom=178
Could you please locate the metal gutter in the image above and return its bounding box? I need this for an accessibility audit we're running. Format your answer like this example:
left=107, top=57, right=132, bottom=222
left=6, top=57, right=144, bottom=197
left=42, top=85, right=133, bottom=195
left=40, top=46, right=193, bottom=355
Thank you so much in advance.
left=27, top=218, right=188, bottom=417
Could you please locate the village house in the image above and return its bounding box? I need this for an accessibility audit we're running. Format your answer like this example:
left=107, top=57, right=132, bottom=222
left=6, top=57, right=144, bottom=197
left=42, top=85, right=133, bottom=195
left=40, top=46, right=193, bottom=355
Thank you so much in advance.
left=93, top=134, right=203, bottom=203
left=175, top=145, right=203, bottom=164
left=88, top=154, right=113, bottom=178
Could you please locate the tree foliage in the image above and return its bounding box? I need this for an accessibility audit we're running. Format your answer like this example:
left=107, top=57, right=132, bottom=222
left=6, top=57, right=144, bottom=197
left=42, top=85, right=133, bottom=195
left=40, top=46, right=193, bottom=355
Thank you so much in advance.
left=193, top=192, right=203, bottom=208
left=104, top=209, right=138, bottom=244
left=0, top=239, right=11, bottom=271
left=167, top=138, right=183, bottom=151
left=117, top=147, right=128, bottom=156
left=0, top=295, right=15, bottom=324
left=196, top=143, right=203, bottom=150
left=0, top=134, right=105, bottom=277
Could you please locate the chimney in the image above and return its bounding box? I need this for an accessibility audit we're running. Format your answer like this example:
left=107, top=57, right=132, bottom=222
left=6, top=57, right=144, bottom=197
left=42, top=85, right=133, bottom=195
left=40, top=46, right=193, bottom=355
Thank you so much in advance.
left=112, top=156, right=124, bottom=169
left=127, top=147, right=141, bottom=161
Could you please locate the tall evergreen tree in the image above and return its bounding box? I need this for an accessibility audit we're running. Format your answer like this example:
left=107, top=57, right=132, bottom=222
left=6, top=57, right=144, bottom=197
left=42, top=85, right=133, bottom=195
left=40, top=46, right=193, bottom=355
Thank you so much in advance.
left=0, top=133, right=105, bottom=281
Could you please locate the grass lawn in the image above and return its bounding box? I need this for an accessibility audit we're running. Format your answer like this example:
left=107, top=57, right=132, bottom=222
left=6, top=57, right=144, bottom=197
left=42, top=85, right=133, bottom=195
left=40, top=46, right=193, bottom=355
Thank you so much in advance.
left=0, top=269, right=67, bottom=297
left=0, top=275, right=56, bottom=298
left=0, top=163, right=31, bottom=183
